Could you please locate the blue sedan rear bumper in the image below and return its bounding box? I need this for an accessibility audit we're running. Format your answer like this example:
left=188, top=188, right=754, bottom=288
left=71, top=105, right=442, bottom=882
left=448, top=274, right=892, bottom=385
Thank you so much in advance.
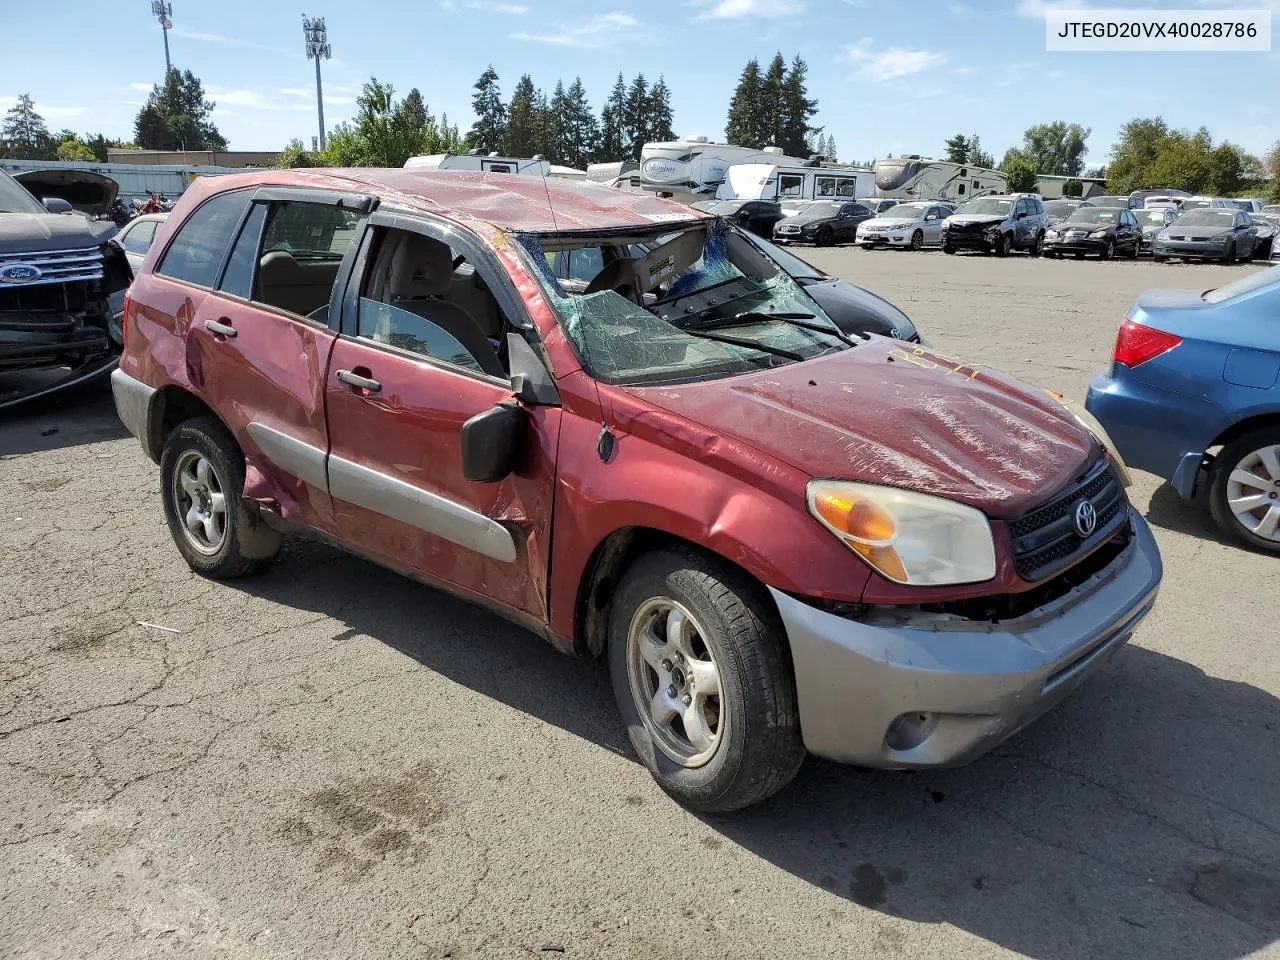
left=1086, top=368, right=1224, bottom=498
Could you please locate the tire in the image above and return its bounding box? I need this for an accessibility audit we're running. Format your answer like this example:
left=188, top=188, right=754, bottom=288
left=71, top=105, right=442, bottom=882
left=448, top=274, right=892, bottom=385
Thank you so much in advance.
left=1101, top=238, right=1115, bottom=260
left=1127, top=238, right=1139, bottom=259
left=994, top=232, right=1010, bottom=256
left=607, top=548, right=805, bottom=812
left=1030, top=230, right=1045, bottom=257
left=1208, top=427, right=1280, bottom=554
left=160, top=416, right=283, bottom=578
left=1153, top=253, right=1168, bottom=262
left=1223, top=243, right=1235, bottom=264
left=1240, top=239, right=1253, bottom=263
left=943, top=242, right=956, bottom=255
left=909, top=229, right=923, bottom=251
left=816, top=226, right=834, bottom=247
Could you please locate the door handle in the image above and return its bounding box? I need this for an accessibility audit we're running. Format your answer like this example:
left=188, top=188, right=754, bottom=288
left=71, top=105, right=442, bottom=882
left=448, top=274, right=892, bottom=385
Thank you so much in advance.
left=336, top=369, right=382, bottom=393
left=204, top=318, right=237, bottom=339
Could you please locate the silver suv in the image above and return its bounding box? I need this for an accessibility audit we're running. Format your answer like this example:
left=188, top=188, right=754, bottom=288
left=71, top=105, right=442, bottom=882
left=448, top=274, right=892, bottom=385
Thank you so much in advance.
left=941, top=193, right=1049, bottom=256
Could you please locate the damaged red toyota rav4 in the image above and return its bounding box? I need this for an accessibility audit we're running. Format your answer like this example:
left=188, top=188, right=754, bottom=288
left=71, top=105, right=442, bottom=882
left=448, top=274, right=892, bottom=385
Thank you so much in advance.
left=112, top=170, right=1162, bottom=812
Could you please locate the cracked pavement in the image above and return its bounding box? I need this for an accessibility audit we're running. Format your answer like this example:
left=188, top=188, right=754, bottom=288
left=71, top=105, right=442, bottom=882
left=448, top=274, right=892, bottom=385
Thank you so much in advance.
left=1, top=253, right=1278, bottom=959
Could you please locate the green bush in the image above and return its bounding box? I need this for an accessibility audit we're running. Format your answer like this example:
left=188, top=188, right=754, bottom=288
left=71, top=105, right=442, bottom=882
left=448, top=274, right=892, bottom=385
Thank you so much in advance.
left=1061, top=178, right=1083, bottom=197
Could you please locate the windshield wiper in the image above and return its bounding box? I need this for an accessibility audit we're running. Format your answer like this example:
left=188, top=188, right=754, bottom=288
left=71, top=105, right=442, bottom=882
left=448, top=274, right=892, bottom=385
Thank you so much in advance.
left=690, top=311, right=856, bottom=347
left=679, top=326, right=807, bottom=362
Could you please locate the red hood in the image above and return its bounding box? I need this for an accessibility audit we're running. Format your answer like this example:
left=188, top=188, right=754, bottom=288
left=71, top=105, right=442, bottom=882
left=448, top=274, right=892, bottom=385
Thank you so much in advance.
left=624, top=339, right=1097, bottom=519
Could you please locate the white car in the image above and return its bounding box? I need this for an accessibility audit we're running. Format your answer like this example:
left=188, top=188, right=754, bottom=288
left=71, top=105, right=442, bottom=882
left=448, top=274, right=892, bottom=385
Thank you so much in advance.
left=855, top=201, right=951, bottom=250
left=114, top=213, right=169, bottom=273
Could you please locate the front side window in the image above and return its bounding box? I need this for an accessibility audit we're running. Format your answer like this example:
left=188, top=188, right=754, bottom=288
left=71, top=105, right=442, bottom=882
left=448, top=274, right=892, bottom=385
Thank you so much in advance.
left=518, top=222, right=848, bottom=386
left=156, top=191, right=251, bottom=287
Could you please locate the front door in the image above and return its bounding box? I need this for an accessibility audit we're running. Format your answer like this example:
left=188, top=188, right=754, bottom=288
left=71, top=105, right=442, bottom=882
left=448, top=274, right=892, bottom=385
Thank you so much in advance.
left=324, top=219, right=560, bottom=624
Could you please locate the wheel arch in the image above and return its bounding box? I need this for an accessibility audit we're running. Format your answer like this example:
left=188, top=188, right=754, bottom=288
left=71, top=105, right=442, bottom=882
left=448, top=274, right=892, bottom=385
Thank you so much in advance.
left=1209, top=410, right=1280, bottom=456
left=144, top=385, right=230, bottom=464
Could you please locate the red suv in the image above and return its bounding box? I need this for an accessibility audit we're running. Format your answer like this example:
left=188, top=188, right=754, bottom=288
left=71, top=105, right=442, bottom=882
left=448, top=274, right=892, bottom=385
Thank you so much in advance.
left=112, top=169, right=1162, bottom=811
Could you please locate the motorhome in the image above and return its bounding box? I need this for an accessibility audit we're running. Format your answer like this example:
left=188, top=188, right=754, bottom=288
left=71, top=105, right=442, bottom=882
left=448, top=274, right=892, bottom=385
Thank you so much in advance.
left=586, top=160, right=638, bottom=182
left=638, top=136, right=808, bottom=200
left=873, top=156, right=1006, bottom=202
left=403, top=151, right=550, bottom=175
left=715, top=161, right=874, bottom=203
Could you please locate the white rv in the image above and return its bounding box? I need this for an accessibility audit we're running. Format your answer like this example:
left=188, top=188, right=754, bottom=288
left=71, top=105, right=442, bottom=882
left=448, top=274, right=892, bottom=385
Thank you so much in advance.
left=403, top=151, right=551, bottom=175
left=873, top=156, right=1006, bottom=202
left=638, top=136, right=808, bottom=201
left=714, top=161, right=875, bottom=203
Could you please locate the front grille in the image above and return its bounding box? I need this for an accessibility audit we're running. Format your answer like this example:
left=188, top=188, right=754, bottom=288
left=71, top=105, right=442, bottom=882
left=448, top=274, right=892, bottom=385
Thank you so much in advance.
left=1009, top=459, right=1128, bottom=581
left=0, top=279, right=92, bottom=316
left=0, top=245, right=104, bottom=288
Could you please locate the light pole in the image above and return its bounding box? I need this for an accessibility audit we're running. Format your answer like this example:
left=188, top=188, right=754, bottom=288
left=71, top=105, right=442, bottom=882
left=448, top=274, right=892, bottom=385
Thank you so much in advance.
left=302, top=15, right=331, bottom=152
left=151, top=1, right=173, bottom=76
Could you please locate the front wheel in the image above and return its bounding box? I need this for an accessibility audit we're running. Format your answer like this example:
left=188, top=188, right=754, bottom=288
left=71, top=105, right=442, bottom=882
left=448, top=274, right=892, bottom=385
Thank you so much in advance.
left=1101, top=238, right=1115, bottom=260
left=1153, top=253, right=1169, bottom=262
left=1223, top=243, right=1236, bottom=264
left=994, top=232, right=1010, bottom=256
left=943, top=242, right=956, bottom=255
left=1208, top=428, right=1280, bottom=553
left=816, top=226, right=834, bottom=247
left=909, top=229, right=923, bottom=251
left=608, top=548, right=805, bottom=812
left=160, top=417, right=283, bottom=578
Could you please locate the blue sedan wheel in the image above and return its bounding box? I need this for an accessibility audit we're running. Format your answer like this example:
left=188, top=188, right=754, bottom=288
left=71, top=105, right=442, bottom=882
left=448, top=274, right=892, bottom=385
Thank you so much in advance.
left=1210, top=429, right=1280, bottom=552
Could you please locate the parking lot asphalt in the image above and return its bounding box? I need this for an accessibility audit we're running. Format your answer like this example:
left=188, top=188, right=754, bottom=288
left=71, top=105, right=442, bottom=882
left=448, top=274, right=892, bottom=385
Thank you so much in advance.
left=2, top=251, right=1278, bottom=960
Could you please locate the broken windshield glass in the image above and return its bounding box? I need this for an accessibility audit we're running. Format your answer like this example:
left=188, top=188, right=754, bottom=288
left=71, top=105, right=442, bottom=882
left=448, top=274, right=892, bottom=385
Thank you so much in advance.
left=516, top=222, right=848, bottom=386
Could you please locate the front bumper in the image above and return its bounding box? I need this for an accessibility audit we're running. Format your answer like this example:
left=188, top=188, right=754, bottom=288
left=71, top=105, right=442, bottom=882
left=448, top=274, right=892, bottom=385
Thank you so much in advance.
left=771, top=508, right=1161, bottom=767
left=1153, top=241, right=1229, bottom=259
left=1044, top=236, right=1107, bottom=255
left=859, top=231, right=911, bottom=246
left=943, top=231, right=999, bottom=251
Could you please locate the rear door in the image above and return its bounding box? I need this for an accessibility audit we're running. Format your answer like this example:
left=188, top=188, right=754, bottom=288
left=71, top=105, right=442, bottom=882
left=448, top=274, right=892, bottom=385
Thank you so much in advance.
left=181, top=186, right=373, bottom=531
left=324, top=214, right=561, bottom=625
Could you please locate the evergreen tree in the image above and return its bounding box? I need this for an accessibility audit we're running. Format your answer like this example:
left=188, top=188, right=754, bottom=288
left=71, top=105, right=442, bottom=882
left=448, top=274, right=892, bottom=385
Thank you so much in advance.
left=504, top=74, right=537, bottom=158
left=561, top=77, right=600, bottom=170
left=547, top=80, right=569, bottom=164
left=944, top=133, right=970, bottom=164
left=968, top=134, right=994, bottom=169
left=0, top=94, right=53, bottom=158
left=467, top=65, right=506, bottom=154
left=597, top=73, right=627, bottom=162
left=760, top=53, right=786, bottom=148
left=725, top=59, right=763, bottom=148
left=134, top=69, right=227, bottom=151
left=402, top=88, right=431, bottom=131
left=531, top=88, right=553, bottom=161
left=647, top=77, right=676, bottom=145
left=778, top=55, right=818, bottom=157
left=623, top=73, right=649, bottom=161
left=826, top=135, right=838, bottom=163
left=437, top=112, right=465, bottom=153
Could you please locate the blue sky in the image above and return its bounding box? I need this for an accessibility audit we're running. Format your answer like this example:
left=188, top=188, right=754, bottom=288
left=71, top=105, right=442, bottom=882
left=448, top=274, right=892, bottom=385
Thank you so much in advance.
left=2, top=0, right=1276, bottom=167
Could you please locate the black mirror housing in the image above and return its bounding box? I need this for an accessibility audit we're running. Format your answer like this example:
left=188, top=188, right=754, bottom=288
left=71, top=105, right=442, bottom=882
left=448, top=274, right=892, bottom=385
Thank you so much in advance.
left=461, top=402, right=524, bottom=483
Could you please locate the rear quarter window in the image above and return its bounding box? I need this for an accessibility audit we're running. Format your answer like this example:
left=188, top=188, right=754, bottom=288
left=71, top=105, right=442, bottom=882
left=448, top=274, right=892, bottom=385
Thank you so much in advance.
left=155, top=191, right=251, bottom=288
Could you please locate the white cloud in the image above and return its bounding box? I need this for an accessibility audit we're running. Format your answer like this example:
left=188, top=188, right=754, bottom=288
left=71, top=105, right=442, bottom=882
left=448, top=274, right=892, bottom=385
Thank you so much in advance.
left=466, top=0, right=529, bottom=11
left=694, top=0, right=803, bottom=19
left=279, top=87, right=312, bottom=98
left=170, top=26, right=293, bottom=55
left=127, top=81, right=155, bottom=93
left=511, top=12, right=639, bottom=46
left=42, top=106, right=88, bottom=120
left=845, top=39, right=947, bottom=81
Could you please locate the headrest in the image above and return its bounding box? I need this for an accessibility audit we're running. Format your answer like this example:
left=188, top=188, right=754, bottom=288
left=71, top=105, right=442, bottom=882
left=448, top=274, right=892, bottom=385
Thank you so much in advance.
left=388, top=233, right=453, bottom=299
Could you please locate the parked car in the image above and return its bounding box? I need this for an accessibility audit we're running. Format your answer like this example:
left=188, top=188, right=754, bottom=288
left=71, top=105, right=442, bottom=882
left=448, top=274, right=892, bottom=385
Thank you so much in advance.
left=1273, top=238, right=1280, bottom=264
left=1134, top=207, right=1178, bottom=254
left=0, top=168, right=132, bottom=410
left=1043, top=198, right=1095, bottom=226
left=1130, top=188, right=1190, bottom=206
left=689, top=199, right=782, bottom=238
left=1230, top=199, right=1266, bottom=213
left=854, top=201, right=950, bottom=250
left=941, top=193, right=1048, bottom=256
left=112, top=169, right=1161, bottom=811
left=855, top=198, right=901, bottom=215
left=1261, top=205, right=1280, bottom=221
left=1043, top=207, right=1142, bottom=260
left=1177, top=196, right=1236, bottom=212
left=1089, top=195, right=1141, bottom=210
left=1249, top=216, right=1276, bottom=258
left=113, top=212, right=169, bottom=273
left=771, top=199, right=874, bottom=246
left=1087, top=267, right=1280, bottom=552
left=1152, top=208, right=1257, bottom=263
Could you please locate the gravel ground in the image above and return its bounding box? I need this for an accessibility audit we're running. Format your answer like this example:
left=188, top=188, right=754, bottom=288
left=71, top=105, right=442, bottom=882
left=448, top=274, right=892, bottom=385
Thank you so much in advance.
left=2, top=250, right=1278, bottom=960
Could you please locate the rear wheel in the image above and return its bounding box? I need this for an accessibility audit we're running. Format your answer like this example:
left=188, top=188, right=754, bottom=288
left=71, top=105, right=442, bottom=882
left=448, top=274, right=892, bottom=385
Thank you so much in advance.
left=909, top=229, right=923, bottom=251
left=1031, top=230, right=1045, bottom=257
left=1209, top=428, right=1280, bottom=553
left=608, top=548, right=805, bottom=812
left=160, top=417, right=283, bottom=578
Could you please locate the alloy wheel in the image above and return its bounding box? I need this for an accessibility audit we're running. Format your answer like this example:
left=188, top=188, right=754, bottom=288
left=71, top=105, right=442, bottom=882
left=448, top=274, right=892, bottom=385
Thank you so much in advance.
left=172, top=449, right=228, bottom=556
left=1225, top=445, right=1280, bottom=542
left=626, top=597, right=725, bottom=768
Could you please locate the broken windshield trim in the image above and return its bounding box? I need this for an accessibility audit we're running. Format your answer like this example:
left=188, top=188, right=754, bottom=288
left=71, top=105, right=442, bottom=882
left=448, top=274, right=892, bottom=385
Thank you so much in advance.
left=512, top=222, right=850, bottom=388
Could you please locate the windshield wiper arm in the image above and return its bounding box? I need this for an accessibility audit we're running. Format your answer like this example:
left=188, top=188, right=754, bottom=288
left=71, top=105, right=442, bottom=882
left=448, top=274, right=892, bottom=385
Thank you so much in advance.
left=679, top=326, right=807, bottom=362
left=692, top=311, right=856, bottom=347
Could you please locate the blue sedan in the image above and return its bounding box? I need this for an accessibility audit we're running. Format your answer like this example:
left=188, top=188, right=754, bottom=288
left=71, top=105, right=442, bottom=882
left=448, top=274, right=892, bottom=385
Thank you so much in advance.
left=1086, top=266, right=1280, bottom=552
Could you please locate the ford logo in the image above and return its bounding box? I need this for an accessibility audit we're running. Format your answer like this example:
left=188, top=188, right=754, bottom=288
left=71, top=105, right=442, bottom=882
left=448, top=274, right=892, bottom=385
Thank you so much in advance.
left=0, top=263, right=42, bottom=284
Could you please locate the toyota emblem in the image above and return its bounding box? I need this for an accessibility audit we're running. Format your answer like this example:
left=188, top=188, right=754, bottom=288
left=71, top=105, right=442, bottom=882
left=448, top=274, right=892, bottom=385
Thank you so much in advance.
left=1073, top=499, right=1098, bottom=538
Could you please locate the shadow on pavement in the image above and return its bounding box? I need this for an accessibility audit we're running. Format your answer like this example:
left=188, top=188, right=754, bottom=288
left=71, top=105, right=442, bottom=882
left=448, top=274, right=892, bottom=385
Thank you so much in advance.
left=240, top=538, right=1278, bottom=960
left=0, top=379, right=127, bottom=458
left=1143, top=480, right=1242, bottom=549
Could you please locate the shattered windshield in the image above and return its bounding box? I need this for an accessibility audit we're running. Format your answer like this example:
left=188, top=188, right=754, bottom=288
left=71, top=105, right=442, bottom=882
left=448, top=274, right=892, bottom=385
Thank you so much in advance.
left=518, top=222, right=849, bottom=386
left=0, top=172, right=45, bottom=214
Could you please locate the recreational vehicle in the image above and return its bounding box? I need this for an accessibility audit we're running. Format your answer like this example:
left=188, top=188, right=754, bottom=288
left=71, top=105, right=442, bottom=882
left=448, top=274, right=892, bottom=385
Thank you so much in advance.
left=715, top=161, right=874, bottom=203
left=403, top=151, right=551, bottom=175
left=638, top=136, right=807, bottom=200
left=873, top=156, right=1006, bottom=202
left=586, top=160, right=639, bottom=182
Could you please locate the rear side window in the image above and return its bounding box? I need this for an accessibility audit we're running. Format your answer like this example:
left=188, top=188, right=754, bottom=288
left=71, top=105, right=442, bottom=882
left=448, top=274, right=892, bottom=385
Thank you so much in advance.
left=121, top=219, right=157, bottom=254
left=254, top=200, right=359, bottom=319
left=218, top=203, right=267, bottom=300
left=156, top=191, right=251, bottom=287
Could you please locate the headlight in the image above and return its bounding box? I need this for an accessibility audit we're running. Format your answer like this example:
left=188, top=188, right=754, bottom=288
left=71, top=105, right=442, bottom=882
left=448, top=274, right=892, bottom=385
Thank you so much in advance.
left=1046, top=391, right=1133, bottom=489
left=1045, top=229, right=1060, bottom=239
left=807, top=481, right=997, bottom=586
left=1088, top=229, right=1109, bottom=238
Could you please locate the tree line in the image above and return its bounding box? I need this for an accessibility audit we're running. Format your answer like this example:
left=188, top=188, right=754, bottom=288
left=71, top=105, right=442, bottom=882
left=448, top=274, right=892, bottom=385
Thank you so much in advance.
left=724, top=53, right=821, bottom=159
left=0, top=95, right=134, bottom=162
